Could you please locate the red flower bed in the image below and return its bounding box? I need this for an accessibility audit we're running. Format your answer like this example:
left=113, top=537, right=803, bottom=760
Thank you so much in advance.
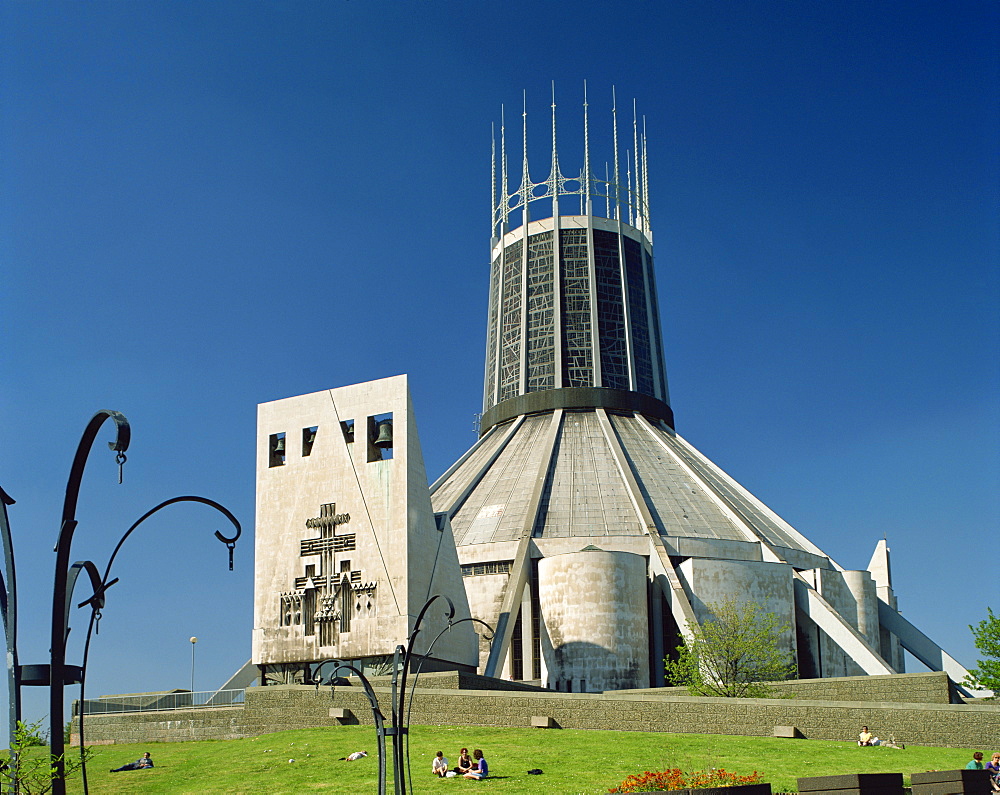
left=610, top=768, right=764, bottom=793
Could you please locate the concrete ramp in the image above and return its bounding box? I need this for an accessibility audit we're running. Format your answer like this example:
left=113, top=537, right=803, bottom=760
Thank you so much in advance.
left=876, top=600, right=985, bottom=698
left=794, top=577, right=895, bottom=675
left=208, top=660, right=258, bottom=705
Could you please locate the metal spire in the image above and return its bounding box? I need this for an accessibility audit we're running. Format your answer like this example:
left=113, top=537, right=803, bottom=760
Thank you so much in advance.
left=626, top=152, right=633, bottom=227
left=491, top=121, right=496, bottom=237
left=582, top=80, right=591, bottom=216
left=604, top=162, right=610, bottom=218
left=642, top=115, right=651, bottom=239
left=500, top=105, right=508, bottom=232
left=612, top=86, right=621, bottom=221
left=632, top=98, right=640, bottom=231
left=549, top=81, right=559, bottom=217
left=488, top=86, right=652, bottom=234
left=520, top=91, right=530, bottom=225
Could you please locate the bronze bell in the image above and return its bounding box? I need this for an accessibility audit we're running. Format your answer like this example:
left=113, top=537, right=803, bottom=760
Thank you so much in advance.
left=373, top=419, right=393, bottom=448
left=273, top=437, right=286, bottom=453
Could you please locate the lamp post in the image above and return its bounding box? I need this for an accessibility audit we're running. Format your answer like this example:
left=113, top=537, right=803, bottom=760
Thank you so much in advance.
left=0, top=410, right=242, bottom=795
left=190, top=637, right=197, bottom=695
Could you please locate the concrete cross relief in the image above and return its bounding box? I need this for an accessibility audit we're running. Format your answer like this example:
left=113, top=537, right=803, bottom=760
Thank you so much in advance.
left=280, top=502, right=377, bottom=648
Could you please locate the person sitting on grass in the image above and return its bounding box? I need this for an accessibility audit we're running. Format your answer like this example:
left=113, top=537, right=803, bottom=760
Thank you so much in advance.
left=986, top=753, right=1000, bottom=792
left=967, top=752, right=985, bottom=770
left=463, top=749, right=488, bottom=780
left=858, top=726, right=873, bottom=746
left=110, top=752, right=153, bottom=772
left=432, top=751, right=449, bottom=777
left=454, top=747, right=472, bottom=774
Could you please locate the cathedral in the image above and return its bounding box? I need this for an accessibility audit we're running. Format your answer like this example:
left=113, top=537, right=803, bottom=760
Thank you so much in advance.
left=252, top=90, right=973, bottom=694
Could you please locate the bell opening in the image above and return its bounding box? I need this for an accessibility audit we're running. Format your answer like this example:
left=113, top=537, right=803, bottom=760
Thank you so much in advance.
left=366, top=413, right=394, bottom=461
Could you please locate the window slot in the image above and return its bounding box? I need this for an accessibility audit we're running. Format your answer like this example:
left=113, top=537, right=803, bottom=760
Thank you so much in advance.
left=269, top=433, right=286, bottom=467
left=302, top=426, right=318, bottom=456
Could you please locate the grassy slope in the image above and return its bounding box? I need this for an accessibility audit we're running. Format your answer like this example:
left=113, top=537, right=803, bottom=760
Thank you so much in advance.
left=42, top=726, right=982, bottom=794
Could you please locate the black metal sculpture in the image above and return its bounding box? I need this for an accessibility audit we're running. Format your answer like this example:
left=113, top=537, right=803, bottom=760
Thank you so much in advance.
left=311, top=594, right=493, bottom=795
left=313, top=658, right=389, bottom=793
left=0, top=410, right=241, bottom=795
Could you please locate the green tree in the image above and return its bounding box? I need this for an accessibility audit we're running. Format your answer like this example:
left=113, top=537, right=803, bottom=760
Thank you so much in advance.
left=963, top=606, right=1000, bottom=697
left=664, top=597, right=797, bottom=698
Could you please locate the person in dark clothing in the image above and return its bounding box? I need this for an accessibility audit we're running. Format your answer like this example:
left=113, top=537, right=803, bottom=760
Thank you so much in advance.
left=111, top=752, right=153, bottom=772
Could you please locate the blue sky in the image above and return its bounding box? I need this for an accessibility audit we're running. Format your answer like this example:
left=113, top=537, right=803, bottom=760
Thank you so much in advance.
left=1, top=1, right=997, bottom=737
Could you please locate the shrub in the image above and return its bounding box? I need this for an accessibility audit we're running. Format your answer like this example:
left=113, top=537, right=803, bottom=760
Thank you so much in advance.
left=610, top=767, right=763, bottom=792
left=665, top=597, right=796, bottom=698
left=0, top=719, right=91, bottom=795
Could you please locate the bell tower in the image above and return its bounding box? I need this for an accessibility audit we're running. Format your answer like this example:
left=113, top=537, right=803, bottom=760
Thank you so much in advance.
left=252, top=375, right=477, bottom=684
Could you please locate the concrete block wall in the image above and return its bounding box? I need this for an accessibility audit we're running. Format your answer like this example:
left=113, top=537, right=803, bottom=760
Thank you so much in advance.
left=75, top=706, right=247, bottom=745
left=76, top=672, right=998, bottom=749
left=388, top=689, right=996, bottom=747
left=623, top=671, right=956, bottom=705
left=345, top=670, right=547, bottom=692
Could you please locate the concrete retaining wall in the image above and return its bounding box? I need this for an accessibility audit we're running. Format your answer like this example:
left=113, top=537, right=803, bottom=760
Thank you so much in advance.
left=75, top=672, right=998, bottom=749
left=621, top=671, right=959, bottom=705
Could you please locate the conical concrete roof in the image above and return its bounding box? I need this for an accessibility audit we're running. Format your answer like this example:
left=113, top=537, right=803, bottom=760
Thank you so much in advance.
left=432, top=408, right=830, bottom=570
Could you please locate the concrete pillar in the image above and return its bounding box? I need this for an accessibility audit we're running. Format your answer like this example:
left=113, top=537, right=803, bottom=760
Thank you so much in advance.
left=538, top=548, right=648, bottom=692
left=650, top=576, right=665, bottom=687
left=843, top=570, right=879, bottom=648
left=520, top=579, right=533, bottom=681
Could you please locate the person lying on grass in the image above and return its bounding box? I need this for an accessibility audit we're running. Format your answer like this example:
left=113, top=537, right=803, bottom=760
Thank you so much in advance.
left=110, top=752, right=153, bottom=772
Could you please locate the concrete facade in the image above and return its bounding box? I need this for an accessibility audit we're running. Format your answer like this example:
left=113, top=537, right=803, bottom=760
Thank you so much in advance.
left=678, top=557, right=797, bottom=661
left=253, top=376, right=477, bottom=682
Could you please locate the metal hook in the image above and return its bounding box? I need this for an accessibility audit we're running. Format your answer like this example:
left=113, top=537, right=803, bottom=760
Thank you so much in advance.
left=115, top=452, right=127, bottom=485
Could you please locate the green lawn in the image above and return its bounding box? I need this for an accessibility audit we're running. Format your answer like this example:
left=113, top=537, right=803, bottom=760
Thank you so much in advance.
left=23, top=726, right=987, bottom=794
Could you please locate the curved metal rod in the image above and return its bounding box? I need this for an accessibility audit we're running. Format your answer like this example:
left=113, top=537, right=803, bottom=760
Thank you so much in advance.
left=67, top=560, right=116, bottom=795
left=397, top=595, right=455, bottom=722
left=402, top=616, right=494, bottom=793
left=313, top=659, right=387, bottom=795
left=78, top=617, right=99, bottom=795
left=0, top=486, right=20, bottom=787
left=97, top=496, right=241, bottom=585
left=403, top=615, right=495, bottom=727
left=73, top=496, right=241, bottom=795
left=65, top=561, right=109, bottom=637
left=50, top=410, right=129, bottom=795
left=59, top=411, right=130, bottom=531
left=393, top=594, right=456, bottom=795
